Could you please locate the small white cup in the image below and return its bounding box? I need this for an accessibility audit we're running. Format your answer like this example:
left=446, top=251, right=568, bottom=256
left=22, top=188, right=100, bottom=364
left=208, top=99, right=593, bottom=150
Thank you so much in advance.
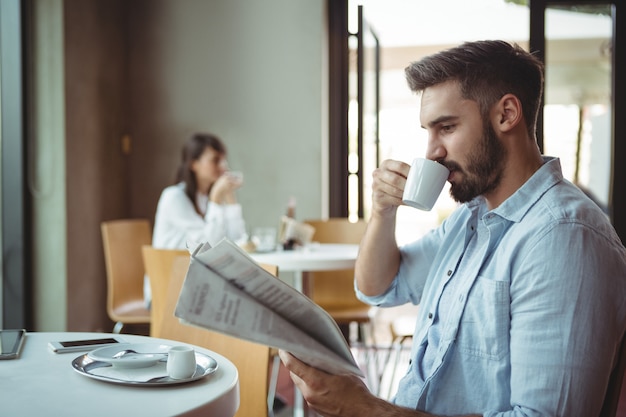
left=402, top=158, right=450, bottom=211
left=166, top=345, right=197, bottom=380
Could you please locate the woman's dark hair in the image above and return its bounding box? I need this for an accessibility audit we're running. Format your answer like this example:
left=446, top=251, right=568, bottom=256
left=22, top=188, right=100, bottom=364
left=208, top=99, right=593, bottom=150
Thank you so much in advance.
left=176, top=132, right=226, bottom=214
left=405, top=40, right=544, bottom=138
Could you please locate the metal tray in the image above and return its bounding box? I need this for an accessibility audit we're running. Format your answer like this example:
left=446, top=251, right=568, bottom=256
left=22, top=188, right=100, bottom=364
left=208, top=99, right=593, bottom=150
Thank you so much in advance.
left=71, top=350, right=218, bottom=386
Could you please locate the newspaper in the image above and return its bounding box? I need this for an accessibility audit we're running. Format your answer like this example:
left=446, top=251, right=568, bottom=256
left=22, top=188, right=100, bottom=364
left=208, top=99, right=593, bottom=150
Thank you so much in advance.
left=174, top=238, right=364, bottom=376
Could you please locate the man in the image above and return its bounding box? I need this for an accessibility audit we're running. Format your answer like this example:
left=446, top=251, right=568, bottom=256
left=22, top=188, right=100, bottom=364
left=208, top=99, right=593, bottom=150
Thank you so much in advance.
left=279, top=40, right=626, bottom=416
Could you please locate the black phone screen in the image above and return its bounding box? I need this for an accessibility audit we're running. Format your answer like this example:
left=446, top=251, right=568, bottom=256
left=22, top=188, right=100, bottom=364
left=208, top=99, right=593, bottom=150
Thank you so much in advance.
left=0, top=329, right=26, bottom=355
left=59, top=338, right=119, bottom=347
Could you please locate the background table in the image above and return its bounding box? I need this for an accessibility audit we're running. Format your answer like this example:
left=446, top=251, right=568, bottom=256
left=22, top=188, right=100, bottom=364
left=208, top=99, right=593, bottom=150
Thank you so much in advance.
left=1, top=332, right=239, bottom=417
left=250, top=243, right=359, bottom=292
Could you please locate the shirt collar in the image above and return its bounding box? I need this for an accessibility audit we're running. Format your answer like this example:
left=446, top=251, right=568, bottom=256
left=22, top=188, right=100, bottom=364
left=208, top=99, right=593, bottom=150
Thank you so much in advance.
left=465, top=156, right=563, bottom=223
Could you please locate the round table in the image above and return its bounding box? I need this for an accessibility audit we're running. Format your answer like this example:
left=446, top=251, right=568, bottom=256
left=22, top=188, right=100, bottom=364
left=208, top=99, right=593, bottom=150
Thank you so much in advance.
left=1, top=332, right=239, bottom=417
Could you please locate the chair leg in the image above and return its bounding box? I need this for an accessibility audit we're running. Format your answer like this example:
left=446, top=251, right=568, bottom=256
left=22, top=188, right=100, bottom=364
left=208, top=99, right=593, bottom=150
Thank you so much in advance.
left=374, top=345, right=393, bottom=397
left=347, top=321, right=373, bottom=346
left=360, top=321, right=376, bottom=346
left=113, top=321, right=124, bottom=334
left=360, top=322, right=386, bottom=394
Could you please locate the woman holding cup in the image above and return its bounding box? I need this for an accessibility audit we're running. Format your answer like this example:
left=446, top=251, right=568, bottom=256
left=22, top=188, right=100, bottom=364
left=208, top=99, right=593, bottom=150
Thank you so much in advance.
left=146, top=133, right=246, bottom=305
left=152, top=132, right=246, bottom=250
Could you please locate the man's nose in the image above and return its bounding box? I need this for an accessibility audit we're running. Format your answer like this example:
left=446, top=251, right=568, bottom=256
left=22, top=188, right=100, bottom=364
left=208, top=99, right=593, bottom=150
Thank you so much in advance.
left=425, top=137, right=446, bottom=162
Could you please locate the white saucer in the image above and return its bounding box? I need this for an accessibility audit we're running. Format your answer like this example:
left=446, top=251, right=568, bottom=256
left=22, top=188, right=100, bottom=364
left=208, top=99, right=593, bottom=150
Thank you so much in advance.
left=88, top=343, right=171, bottom=369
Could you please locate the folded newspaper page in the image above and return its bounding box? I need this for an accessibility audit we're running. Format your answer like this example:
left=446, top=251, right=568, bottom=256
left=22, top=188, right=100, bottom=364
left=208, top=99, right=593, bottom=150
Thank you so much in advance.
left=174, top=238, right=364, bottom=376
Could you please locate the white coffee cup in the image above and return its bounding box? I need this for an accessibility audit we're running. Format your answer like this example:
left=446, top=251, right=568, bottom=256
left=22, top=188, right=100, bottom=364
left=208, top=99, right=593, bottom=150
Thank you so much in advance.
left=166, top=345, right=197, bottom=380
left=402, top=157, right=450, bottom=211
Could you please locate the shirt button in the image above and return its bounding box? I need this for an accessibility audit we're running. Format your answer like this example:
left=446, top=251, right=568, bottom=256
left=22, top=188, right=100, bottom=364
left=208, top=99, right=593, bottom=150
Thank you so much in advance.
left=428, top=312, right=433, bottom=319
left=447, top=270, right=452, bottom=276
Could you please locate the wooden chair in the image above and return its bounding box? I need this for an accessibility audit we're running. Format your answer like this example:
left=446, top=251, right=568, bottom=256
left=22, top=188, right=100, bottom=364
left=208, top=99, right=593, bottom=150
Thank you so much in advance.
left=160, top=254, right=278, bottom=417
left=100, top=219, right=152, bottom=333
left=303, top=218, right=372, bottom=344
left=141, top=245, right=190, bottom=338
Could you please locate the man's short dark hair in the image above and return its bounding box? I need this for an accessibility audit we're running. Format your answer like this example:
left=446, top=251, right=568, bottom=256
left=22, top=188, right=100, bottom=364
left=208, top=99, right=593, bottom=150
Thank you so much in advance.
left=405, top=40, right=544, bottom=137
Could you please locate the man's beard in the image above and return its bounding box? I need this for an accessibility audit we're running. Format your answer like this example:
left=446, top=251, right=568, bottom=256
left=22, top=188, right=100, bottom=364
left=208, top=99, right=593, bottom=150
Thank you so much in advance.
left=445, top=122, right=506, bottom=203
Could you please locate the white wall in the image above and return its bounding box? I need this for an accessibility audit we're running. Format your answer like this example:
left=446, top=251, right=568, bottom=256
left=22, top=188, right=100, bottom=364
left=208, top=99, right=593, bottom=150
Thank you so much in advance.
left=128, top=0, right=328, bottom=233
left=29, top=0, right=328, bottom=330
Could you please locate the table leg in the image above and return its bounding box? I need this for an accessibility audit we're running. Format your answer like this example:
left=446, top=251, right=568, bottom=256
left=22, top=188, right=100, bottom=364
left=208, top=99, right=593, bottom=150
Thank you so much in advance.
left=293, top=270, right=303, bottom=293
left=294, top=387, right=304, bottom=417
left=292, top=269, right=306, bottom=417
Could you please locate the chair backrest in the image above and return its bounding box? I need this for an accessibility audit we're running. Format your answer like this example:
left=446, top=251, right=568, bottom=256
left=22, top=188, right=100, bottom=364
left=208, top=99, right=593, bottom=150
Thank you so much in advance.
left=304, top=218, right=368, bottom=310
left=160, top=255, right=277, bottom=417
left=141, top=245, right=190, bottom=337
left=599, top=332, right=626, bottom=417
left=100, top=219, right=152, bottom=323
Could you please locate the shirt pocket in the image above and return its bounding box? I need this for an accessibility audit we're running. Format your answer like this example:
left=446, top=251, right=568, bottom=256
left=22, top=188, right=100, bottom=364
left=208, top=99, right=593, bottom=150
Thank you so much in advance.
left=456, top=276, right=510, bottom=360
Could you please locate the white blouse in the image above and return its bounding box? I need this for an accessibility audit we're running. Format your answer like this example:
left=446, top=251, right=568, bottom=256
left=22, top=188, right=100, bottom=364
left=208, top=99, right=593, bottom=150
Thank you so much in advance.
left=152, top=182, right=246, bottom=249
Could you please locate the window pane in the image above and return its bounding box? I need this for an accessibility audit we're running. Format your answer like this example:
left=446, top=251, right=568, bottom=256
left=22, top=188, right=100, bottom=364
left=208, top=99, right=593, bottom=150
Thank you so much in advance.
left=544, top=5, right=612, bottom=212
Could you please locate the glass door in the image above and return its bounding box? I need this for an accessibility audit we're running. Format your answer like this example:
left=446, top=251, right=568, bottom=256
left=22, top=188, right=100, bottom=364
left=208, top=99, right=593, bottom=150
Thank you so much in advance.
left=348, top=5, right=380, bottom=221
left=530, top=0, right=625, bottom=244
left=542, top=4, right=612, bottom=212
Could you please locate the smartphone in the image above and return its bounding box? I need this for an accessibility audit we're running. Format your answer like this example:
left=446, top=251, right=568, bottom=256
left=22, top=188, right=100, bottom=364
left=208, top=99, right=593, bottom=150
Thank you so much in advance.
left=0, top=329, right=27, bottom=359
left=48, top=336, right=126, bottom=353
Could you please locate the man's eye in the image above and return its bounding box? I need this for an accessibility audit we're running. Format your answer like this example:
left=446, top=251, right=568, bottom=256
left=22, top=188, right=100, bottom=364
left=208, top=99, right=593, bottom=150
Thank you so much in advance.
left=442, top=124, right=454, bottom=133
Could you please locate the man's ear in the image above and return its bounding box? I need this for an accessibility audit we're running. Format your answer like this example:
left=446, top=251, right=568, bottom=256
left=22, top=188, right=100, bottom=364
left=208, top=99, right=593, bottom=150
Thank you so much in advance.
left=492, top=93, right=523, bottom=133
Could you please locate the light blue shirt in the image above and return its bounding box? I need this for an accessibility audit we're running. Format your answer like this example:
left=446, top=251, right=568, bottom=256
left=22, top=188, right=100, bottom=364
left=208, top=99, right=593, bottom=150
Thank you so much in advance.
left=358, top=157, right=626, bottom=416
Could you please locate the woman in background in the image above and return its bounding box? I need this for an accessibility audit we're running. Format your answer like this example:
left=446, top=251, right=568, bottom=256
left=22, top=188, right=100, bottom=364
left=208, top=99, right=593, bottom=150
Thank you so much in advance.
left=152, top=132, right=246, bottom=250
left=145, top=132, right=246, bottom=307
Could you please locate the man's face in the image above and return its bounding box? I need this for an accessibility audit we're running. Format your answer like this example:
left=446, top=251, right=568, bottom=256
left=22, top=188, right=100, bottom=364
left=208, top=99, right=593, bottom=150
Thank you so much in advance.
left=420, top=81, right=506, bottom=203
